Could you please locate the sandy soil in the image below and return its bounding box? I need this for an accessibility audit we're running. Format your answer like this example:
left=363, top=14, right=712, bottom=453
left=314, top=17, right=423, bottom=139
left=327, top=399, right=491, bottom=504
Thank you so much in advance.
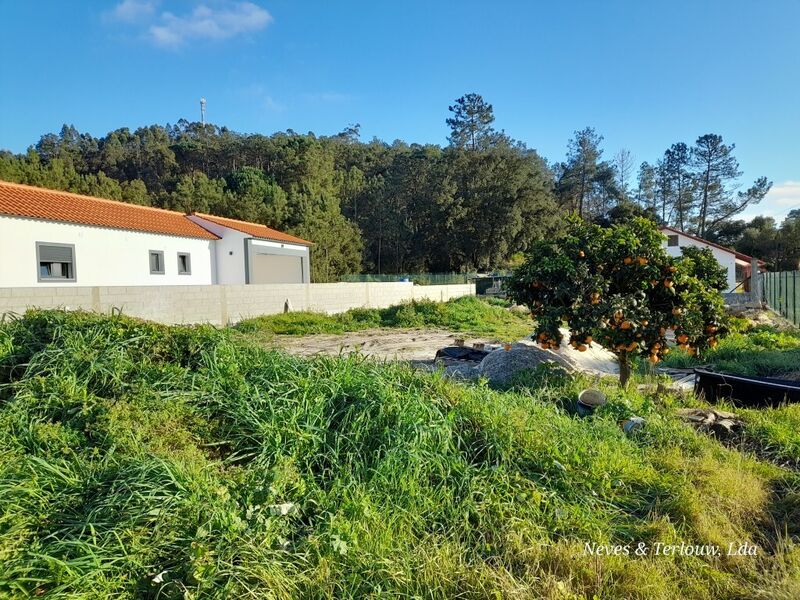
left=275, top=328, right=492, bottom=362
left=274, top=326, right=624, bottom=380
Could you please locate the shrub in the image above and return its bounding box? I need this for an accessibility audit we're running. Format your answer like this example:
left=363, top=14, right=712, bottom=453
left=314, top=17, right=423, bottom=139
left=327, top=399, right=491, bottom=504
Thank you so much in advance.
left=506, top=216, right=728, bottom=385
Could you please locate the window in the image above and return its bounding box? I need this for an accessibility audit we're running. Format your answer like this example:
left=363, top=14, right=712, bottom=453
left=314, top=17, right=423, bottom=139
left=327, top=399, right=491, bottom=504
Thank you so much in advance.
left=667, top=234, right=679, bottom=247
left=177, top=252, right=191, bottom=275
left=149, top=250, right=165, bottom=274
left=36, top=242, right=76, bottom=282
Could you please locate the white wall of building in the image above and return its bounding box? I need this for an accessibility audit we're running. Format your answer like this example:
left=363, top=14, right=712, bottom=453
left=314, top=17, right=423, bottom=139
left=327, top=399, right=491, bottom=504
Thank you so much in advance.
left=661, top=230, right=737, bottom=292
left=187, top=216, right=311, bottom=285
left=0, top=215, right=216, bottom=287
left=187, top=216, right=248, bottom=284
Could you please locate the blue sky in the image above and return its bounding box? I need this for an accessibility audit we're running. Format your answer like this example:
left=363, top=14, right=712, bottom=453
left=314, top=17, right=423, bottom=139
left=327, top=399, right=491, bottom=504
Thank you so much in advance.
left=1, top=0, right=798, bottom=220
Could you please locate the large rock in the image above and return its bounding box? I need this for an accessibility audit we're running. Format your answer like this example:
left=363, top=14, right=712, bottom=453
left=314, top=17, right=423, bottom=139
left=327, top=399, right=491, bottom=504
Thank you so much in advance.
left=477, top=345, right=573, bottom=385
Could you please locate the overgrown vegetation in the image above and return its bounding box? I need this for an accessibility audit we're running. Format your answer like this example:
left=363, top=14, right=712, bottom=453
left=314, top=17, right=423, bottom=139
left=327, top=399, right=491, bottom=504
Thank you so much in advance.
left=663, top=323, right=800, bottom=378
left=235, top=296, right=532, bottom=341
left=661, top=320, right=800, bottom=473
left=0, top=310, right=798, bottom=598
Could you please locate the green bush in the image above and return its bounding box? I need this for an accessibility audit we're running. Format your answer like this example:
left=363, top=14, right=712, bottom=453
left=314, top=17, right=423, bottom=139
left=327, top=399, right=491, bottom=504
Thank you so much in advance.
left=506, top=216, right=729, bottom=385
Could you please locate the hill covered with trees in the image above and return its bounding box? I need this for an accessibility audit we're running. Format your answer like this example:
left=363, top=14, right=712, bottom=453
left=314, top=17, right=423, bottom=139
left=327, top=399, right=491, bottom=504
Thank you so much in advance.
left=0, top=94, right=785, bottom=280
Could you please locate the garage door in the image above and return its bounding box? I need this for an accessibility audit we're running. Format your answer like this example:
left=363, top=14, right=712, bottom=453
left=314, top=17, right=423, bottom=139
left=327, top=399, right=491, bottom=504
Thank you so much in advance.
left=250, top=252, right=304, bottom=284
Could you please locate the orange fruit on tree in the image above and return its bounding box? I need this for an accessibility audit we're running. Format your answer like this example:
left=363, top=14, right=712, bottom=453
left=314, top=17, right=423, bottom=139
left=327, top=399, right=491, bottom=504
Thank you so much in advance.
left=577, top=344, right=587, bottom=352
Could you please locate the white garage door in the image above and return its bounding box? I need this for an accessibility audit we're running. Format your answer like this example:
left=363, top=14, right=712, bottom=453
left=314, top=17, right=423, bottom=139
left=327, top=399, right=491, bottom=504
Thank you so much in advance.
left=251, top=252, right=304, bottom=284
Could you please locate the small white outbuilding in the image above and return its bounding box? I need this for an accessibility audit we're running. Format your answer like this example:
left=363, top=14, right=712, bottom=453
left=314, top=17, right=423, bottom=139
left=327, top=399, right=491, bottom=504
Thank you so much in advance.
left=0, top=181, right=312, bottom=287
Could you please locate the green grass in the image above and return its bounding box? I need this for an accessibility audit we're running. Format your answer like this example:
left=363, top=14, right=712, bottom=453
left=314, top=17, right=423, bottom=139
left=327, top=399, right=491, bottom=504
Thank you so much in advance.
left=0, top=310, right=798, bottom=598
left=739, top=404, right=800, bottom=469
left=235, top=295, right=533, bottom=341
left=663, top=324, right=800, bottom=378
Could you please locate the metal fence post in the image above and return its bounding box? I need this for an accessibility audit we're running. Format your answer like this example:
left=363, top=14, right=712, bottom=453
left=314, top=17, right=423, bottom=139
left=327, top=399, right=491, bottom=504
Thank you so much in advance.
left=785, top=271, right=790, bottom=319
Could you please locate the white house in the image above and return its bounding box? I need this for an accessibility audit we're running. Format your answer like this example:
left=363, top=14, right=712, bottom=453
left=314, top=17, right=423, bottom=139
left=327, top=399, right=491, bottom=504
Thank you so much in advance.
left=0, top=180, right=312, bottom=287
left=660, top=226, right=762, bottom=293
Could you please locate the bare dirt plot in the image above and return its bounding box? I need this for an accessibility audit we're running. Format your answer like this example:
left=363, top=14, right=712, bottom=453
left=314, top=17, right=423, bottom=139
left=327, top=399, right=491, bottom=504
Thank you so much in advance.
left=273, top=326, right=627, bottom=382
left=274, top=328, right=492, bottom=362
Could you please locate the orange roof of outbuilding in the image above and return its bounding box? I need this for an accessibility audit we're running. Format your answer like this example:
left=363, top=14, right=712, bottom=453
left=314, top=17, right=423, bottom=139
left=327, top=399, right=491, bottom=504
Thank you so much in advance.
left=192, top=212, right=313, bottom=245
left=0, top=180, right=219, bottom=240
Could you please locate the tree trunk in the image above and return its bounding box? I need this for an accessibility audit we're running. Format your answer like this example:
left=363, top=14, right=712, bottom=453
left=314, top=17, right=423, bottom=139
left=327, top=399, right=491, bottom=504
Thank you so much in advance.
left=618, top=354, right=631, bottom=387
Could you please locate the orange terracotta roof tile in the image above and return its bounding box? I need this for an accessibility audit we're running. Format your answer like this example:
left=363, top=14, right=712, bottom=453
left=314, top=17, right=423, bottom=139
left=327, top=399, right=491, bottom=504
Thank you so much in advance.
left=193, top=212, right=313, bottom=245
left=0, top=180, right=219, bottom=240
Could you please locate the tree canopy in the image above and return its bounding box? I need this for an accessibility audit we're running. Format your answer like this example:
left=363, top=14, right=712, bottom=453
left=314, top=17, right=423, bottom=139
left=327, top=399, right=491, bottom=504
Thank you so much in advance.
left=0, top=94, right=785, bottom=277
left=506, top=217, right=729, bottom=385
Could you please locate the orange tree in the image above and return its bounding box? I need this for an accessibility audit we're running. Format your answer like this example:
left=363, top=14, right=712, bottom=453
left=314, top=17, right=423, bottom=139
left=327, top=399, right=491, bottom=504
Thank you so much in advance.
left=505, top=216, right=728, bottom=385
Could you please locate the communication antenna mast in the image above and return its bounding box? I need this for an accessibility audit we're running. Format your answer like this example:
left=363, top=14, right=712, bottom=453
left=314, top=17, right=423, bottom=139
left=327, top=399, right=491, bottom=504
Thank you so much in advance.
left=200, top=97, right=206, bottom=125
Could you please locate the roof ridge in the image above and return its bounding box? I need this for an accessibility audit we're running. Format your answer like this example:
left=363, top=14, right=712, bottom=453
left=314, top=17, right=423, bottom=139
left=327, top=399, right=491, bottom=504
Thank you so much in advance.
left=0, top=179, right=190, bottom=218
left=193, top=212, right=313, bottom=245
left=194, top=211, right=269, bottom=227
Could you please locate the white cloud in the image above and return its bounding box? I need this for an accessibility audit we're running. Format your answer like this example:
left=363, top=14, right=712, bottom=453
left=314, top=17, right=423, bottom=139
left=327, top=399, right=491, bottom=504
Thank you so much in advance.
left=106, top=0, right=157, bottom=23
left=148, top=2, right=273, bottom=48
left=739, top=181, right=800, bottom=221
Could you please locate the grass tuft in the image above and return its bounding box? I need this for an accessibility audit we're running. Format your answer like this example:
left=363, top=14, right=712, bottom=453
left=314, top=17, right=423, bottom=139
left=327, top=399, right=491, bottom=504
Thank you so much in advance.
left=235, top=296, right=533, bottom=341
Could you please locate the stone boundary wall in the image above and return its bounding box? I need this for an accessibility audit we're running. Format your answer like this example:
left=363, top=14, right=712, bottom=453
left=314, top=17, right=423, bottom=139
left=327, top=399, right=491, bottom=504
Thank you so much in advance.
left=0, top=282, right=475, bottom=326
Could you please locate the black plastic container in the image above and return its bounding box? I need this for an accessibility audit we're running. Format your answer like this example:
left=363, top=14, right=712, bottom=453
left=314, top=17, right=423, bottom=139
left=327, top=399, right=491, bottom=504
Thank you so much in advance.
left=694, top=368, right=800, bottom=407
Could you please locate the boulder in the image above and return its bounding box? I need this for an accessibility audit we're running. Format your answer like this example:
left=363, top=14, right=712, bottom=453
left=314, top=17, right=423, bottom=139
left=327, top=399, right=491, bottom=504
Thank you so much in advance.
left=477, top=345, right=573, bottom=385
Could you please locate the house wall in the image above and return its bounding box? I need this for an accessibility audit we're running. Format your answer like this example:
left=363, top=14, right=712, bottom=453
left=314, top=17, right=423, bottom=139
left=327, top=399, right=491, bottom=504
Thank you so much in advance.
left=662, top=231, right=737, bottom=292
left=186, top=216, right=311, bottom=285
left=0, top=282, right=476, bottom=326
left=186, top=215, right=248, bottom=284
left=0, top=215, right=215, bottom=287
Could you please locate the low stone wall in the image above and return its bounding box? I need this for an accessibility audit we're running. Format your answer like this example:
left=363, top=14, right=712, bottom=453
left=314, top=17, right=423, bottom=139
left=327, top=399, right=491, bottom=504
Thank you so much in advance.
left=723, top=292, right=754, bottom=306
left=0, top=282, right=475, bottom=326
